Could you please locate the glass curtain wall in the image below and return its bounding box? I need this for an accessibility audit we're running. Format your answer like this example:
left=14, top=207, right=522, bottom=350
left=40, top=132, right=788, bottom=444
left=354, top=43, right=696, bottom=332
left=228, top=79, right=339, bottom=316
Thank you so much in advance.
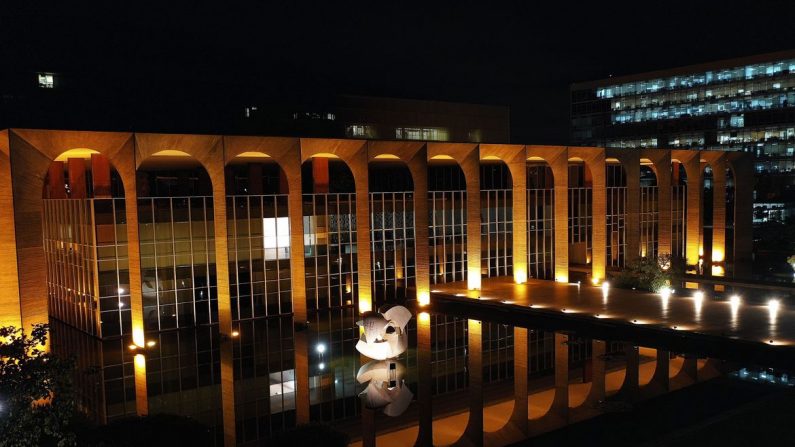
left=527, top=163, right=555, bottom=280
left=606, top=163, right=627, bottom=268
left=639, top=164, right=659, bottom=259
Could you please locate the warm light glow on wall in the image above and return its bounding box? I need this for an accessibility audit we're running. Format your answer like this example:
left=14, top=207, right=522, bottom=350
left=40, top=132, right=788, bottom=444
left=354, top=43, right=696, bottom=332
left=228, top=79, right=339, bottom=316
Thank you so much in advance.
left=417, top=290, right=430, bottom=306
left=711, top=265, right=725, bottom=276
left=151, top=149, right=192, bottom=157
left=235, top=151, right=271, bottom=158
left=467, top=270, right=481, bottom=290
left=513, top=264, right=527, bottom=284
left=711, top=249, right=724, bottom=263
left=419, top=311, right=430, bottom=324
left=359, top=297, right=372, bottom=314
left=133, top=327, right=145, bottom=348
left=555, top=273, right=569, bottom=283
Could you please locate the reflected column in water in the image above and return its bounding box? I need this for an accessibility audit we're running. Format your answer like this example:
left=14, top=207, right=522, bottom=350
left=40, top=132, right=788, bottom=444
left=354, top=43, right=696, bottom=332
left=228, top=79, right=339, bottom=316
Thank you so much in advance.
left=462, top=318, right=484, bottom=445
left=416, top=311, right=433, bottom=445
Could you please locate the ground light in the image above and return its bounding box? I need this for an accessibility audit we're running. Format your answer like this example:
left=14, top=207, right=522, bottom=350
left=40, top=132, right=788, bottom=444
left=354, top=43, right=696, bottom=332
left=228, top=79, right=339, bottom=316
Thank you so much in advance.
left=768, top=299, right=781, bottom=323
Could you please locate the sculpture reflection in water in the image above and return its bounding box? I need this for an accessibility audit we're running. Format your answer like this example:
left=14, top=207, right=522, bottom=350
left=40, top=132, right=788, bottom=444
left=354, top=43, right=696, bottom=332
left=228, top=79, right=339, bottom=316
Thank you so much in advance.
left=355, top=305, right=413, bottom=416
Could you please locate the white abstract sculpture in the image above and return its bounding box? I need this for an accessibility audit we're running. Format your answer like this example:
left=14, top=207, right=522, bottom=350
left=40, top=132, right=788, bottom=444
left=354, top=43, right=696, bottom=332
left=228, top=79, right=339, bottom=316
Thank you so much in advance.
left=355, top=305, right=411, bottom=360
left=356, top=359, right=413, bottom=416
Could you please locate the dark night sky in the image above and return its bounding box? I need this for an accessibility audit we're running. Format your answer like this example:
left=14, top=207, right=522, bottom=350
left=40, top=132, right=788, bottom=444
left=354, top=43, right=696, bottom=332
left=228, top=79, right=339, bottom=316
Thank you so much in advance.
left=4, top=1, right=795, bottom=143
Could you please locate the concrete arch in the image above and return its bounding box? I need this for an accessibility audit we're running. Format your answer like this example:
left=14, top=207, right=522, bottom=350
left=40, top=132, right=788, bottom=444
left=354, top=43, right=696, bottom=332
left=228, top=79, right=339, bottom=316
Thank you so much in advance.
left=427, top=142, right=481, bottom=291
left=526, top=146, right=569, bottom=282
left=566, top=155, right=597, bottom=281
left=8, top=129, right=137, bottom=335
left=479, top=148, right=517, bottom=281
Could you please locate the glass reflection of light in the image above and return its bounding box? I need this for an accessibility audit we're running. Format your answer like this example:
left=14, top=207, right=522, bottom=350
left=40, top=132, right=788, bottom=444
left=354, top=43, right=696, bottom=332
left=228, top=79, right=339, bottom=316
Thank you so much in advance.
left=729, top=295, right=741, bottom=330
left=316, top=343, right=326, bottom=354
left=769, top=299, right=781, bottom=325
left=659, top=287, right=672, bottom=315
left=693, top=291, right=704, bottom=322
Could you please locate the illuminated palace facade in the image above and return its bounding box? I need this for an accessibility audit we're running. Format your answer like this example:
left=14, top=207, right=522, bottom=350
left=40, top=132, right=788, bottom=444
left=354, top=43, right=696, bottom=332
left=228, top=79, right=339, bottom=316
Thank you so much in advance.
left=0, top=130, right=751, bottom=445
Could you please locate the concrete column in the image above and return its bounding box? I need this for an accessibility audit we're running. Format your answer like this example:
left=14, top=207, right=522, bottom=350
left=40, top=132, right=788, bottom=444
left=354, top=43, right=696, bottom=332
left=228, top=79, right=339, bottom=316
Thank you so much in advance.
left=551, top=152, right=569, bottom=282
left=123, top=173, right=148, bottom=416
left=286, top=156, right=310, bottom=424
left=408, top=149, right=430, bottom=305
left=353, top=158, right=373, bottom=313
left=586, top=339, right=606, bottom=404
left=416, top=311, right=433, bottom=446
left=589, top=155, right=607, bottom=282
left=509, top=151, right=528, bottom=284
left=649, top=349, right=670, bottom=393
left=0, top=131, right=22, bottom=329
left=683, top=154, right=703, bottom=270
left=730, top=155, right=753, bottom=279
left=618, top=343, right=639, bottom=402
left=67, top=158, right=87, bottom=198
left=361, top=406, right=376, bottom=447
left=91, top=154, right=112, bottom=198
left=463, top=149, right=482, bottom=290
left=511, top=327, right=529, bottom=434
left=655, top=153, right=673, bottom=257
left=711, top=155, right=727, bottom=276
left=46, top=161, right=67, bottom=199
left=463, top=319, right=484, bottom=446
left=673, top=354, right=698, bottom=387
left=551, top=332, right=569, bottom=422
left=210, top=161, right=236, bottom=447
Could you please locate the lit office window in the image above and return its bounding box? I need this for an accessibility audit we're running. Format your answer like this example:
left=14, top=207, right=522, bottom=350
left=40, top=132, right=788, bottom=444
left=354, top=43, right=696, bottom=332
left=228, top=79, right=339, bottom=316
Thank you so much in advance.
left=395, top=127, right=449, bottom=141
left=38, top=72, right=55, bottom=88
left=346, top=124, right=376, bottom=138
left=263, top=216, right=290, bottom=260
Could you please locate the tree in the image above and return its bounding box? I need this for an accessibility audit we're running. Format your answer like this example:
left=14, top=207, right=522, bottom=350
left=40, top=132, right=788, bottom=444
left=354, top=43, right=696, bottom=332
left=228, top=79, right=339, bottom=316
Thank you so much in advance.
left=612, top=254, right=685, bottom=293
left=0, top=324, right=76, bottom=447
